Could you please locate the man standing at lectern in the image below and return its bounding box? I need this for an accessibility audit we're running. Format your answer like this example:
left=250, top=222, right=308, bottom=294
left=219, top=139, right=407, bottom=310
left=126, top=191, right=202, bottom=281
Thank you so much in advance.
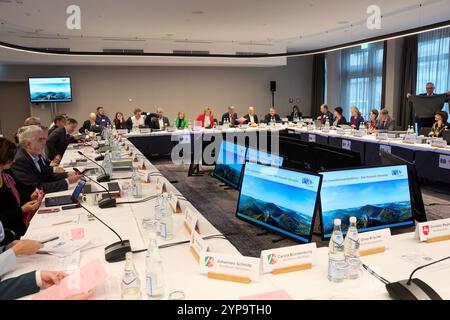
left=407, top=82, right=450, bottom=130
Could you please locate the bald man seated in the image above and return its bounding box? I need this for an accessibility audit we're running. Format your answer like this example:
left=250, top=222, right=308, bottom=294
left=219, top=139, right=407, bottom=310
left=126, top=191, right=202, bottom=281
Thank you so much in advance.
left=79, top=113, right=102, bottom=133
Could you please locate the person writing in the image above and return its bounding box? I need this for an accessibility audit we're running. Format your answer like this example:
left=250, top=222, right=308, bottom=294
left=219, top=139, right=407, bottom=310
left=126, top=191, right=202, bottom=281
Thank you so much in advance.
left=174, top=112, right=188, bottom=129
left=428, top=111, right=449, bottom=138
left=349, top=106, right=365, bottom=130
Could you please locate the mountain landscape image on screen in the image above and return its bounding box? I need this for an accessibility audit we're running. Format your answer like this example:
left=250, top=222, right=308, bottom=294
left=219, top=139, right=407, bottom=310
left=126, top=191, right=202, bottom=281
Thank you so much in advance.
left=31, top=91, right=71, bottom=102
left=323, top=201, right=412, bottom=235
left=238, top=194, right=313, bottom=236
left=214, top=163, right=243, bottom=187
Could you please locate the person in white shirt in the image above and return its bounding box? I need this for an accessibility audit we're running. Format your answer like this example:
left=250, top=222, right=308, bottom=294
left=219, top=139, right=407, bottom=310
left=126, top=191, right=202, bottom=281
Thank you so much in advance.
left=130, top=108, right=146, bottom=128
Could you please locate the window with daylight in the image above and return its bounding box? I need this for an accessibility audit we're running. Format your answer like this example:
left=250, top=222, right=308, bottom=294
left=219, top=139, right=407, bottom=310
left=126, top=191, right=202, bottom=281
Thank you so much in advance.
left=417, top=27, right=450, bottom=113
left=340, top=42, right=384, bottom=120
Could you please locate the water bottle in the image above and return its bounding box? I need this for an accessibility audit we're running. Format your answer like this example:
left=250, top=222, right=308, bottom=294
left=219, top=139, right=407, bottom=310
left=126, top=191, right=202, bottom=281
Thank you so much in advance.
left=121, top=252, right=142, bottom=300
left=103, top=151, right=113, bottom=176
left=159, top=193, right=173, bottom=241
left=146, top=233, right=165, bottom=300
left=344, top=217, right=361, bottom=280
left=112, top=140, right=121, bottom=161
left=328, top=219, right=346, bottom=283
left=131, top=167, right=142, bottom=198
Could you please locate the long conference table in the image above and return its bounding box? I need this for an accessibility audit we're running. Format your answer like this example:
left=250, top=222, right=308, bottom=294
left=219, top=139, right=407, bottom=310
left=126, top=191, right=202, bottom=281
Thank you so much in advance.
left=6, top=133, right=450, bottom=300
left=126, top=125, right=450, bottom=184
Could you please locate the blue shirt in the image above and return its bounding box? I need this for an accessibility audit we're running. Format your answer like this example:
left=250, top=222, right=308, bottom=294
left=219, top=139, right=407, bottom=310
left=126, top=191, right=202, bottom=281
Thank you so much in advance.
left=96, top=115, right=111, bottom=127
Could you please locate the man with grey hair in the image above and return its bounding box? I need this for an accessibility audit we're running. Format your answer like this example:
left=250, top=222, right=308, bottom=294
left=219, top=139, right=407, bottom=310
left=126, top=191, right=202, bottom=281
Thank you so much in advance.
left=23, top=117, right=41, bottom=126
left=150, top=107, right=170, bottom=131
left=11, top=125, right=80, bottom=194
left=221, top=106, right=238, bottom=126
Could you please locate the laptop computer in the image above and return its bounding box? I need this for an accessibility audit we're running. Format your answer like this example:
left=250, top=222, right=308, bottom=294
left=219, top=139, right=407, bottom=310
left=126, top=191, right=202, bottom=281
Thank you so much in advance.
left=44, top=179, right=87, bottom=207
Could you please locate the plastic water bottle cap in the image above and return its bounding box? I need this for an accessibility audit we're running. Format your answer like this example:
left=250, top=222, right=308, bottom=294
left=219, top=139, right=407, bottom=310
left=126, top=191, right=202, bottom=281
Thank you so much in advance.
left=334, top=219, right=341, bottom=226
left=349, top=217, right=357, bottom=223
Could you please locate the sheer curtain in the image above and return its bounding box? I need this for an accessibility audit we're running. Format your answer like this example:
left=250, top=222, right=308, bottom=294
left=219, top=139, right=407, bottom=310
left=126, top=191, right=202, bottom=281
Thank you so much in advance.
left=416, top=27, right=450, bottom=112
left=340, top=42, right=385, bottom=120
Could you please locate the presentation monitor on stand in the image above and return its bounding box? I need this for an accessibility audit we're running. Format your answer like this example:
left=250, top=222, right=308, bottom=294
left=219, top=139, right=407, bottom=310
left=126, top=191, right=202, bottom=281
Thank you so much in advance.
left=379, top=151, right=427, bottom=223
left=279, top=136, right=315, bottom=172
left=313, top=144, right=362, bottom=172
left=319, top=165, right=415, bottom=240
left=212, top=140, right=247, bottom=189
left=236, top=162, right=322, bottom=243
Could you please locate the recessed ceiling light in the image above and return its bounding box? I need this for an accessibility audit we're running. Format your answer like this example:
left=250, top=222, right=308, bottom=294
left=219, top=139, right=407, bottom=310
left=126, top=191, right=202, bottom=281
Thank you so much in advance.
left=192, top=10, right=204, bottom=14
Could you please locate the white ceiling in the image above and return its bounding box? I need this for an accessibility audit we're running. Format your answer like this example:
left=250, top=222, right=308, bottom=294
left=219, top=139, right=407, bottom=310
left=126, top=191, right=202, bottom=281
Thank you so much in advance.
left=0, top=0, right=449, bottom=66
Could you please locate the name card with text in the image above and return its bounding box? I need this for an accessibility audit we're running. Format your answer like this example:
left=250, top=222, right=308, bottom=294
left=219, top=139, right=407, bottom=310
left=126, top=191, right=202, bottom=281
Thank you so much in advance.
left=342, top=140, right=352, bottom=151
left=117, top=129, right=128, bottom=135
left=139, top=128, right=151, bottom=134
left=200, top=252, right=260, bottom=283
left=184, top=207, right=199, bottom=235
left=189, top=230, right=209, bottom=263
left=155, top=178, right=167, bottom=193
left=308, top=134, right=316, bottom=143
left=168, top=192, right=182, bottom=213
left=403, top=135, right=417, bottom=144
left=439, top=155, right=450, bottom=170
left=376, top=133, right=388, bottom=140
left=353, top=129, right=367, bottom=137
left=336, top=128, right=346, bottom=135
left=359, top=229, right=391, bottom=256
left=431, top=140, right=448, bottom=148
left=261, top=243, right=316, bottom=274
left=417, top=218, right=450, bottom=242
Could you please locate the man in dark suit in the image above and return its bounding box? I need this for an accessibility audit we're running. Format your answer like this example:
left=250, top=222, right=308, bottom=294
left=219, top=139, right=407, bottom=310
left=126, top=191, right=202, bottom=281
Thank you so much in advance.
left=221, top=106, right=238, bottom=126
left=79, top=113, right=101, bottom=134
left=317, top=104, right=334, bottom=125
left=45, top=118, right=78, bottom=161
left=264, top=107, right=282, bottom=124
left=12, top=125, right=81, bottom=194
left=243, top=106, right=259, bottom=125
left=48, top=115, right=66, bottom=136
left=150, top=108, right=170, bottom=131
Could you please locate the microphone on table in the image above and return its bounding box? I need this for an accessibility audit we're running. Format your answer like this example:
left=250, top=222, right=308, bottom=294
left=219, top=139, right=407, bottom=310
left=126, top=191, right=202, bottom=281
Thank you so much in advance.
left=73, top=168, right=116, bottom=209
left=77, top=151, right=110, bottom=183
left=77, top=202, right=131, bottom=263
left=384, top=255, right=450, bottom=300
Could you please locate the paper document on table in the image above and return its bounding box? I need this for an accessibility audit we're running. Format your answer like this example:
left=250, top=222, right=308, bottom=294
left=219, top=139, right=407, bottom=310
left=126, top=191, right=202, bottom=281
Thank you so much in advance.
left=38, top=239, right=91, bottom=258
left=33, top=259, right=107, bottom=300
left=400, top=252, right=450, bottom=272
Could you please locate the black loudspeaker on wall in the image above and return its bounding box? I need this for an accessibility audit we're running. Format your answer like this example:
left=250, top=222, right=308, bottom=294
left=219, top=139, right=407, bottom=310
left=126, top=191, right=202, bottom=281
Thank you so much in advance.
left=270, top=81, right=277, bottom=92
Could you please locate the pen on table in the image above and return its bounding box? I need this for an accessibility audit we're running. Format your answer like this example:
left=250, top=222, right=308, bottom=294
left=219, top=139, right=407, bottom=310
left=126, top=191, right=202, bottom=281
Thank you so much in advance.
left=41, top=236, right=60, bottom=244
left=52, top=220, right=73, bottom=226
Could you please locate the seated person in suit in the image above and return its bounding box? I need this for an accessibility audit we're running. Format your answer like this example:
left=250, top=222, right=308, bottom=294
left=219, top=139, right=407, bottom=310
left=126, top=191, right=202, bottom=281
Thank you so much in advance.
left=174, top=112, right=188, bottom=129
left=196, top=106, right=215, bottom=128
left=367, top=109, right=379, bottom=133
left=317, top=104, right=333, bottom=125
left=332, top=107, right=347, bottom=127
left=95, top=106, right=111, bottom=127
left=113, top=112, right=127, bottom=130
left=79, top=113, right=101, bottom=134
left=264, top=107, right=282, bottom=124
left=150, top=107, right=170, bottom=131
left=349, top=106, right=365, bottom=130
left=0, top=138, right=44, bottom=238
left=221, top=106, right=238, bottom=126
left=244, top=106, right=259, bottom=125
left=428, top=111, right=449, bottom=138
left=129, top=108, right=147, bottom=128
left=48, top=115, right=66, bottom=136
left=0, top=221, right=92, bottom=300
left=11, top=126, right=81, bottom=195
left=45, top=118, right=78, bottom=161
left=376, top=108, right=395, bottom=131
left=290, top=105, right=303, bottom=121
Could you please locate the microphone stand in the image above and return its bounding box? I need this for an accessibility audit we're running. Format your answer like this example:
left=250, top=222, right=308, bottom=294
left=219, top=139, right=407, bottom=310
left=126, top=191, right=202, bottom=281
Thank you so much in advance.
left=74, top=168, right=116, bottom=209
left=77, top=151, right=110, bottom=182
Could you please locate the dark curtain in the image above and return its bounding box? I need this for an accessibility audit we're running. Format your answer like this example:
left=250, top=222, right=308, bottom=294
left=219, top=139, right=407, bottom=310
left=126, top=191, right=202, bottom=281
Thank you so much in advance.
left=398, top=35, right=418, bottom=129
left=380, top=41, right=388, bottom=108
left=311, top=53, right=326, bottom=117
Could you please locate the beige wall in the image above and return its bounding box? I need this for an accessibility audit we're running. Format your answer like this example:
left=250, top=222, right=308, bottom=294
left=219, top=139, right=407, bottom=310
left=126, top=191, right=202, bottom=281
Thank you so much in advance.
left=0, top=56, right=313, bottom=127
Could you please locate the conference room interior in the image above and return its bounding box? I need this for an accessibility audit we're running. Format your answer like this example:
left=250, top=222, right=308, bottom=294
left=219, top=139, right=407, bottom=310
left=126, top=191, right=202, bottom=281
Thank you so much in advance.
left=1, top=1, right=450, bottom=302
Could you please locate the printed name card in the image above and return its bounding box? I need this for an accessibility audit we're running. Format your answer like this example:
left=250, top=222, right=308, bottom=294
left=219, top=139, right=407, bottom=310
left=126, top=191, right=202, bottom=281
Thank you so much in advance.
left=308, top=134, right=316, bottom=143
left=336, top=128, right=346, bottom=135
left=403, top=134, right=417, bottom=144
left=379, top=144, right=392, bottom=154
left=189, top=230, right=209, bottom=263
left=116, top=129, right=128, bottom=135
left=416, top=218, right=450, bottom=243
left=353, top=129, right=367, bottom=137
left=439, top=155, right=450, bottom=170
left=139, top=128, right=151, bottom=134
left=168, top=192, right=182, bottom=213
left=261, top=243, right=316, bottom=275
left=359, top=229, right=391, bottom=256
left=376, top=133, right=388, bottom=140
left=200, top=252, right=260, bottom=284
left=342, top=140, right=352, bottom=151
left=307, top=125, right=315, bottom=131
left=431, top=140, right=448, bottom=148
left=155, top=178, right=167, bottom=193
left=184, top=207, right=199, bottom=235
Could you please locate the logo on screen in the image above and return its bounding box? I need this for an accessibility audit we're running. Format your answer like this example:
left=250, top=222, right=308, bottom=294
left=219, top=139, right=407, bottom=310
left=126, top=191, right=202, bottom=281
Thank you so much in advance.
left=422, top=225, right=430, bottom=236
left=391, top=169, right=403, bottom=176
left=204, top=256, right=214, bottom=268
left=267, top=254, right=277, bottom=265
left=302, top=178, right=313, bottom=186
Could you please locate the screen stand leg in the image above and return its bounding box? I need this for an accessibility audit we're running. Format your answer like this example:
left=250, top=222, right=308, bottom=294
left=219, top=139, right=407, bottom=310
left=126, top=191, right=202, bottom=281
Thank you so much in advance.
left=188, top=163, right=204, bottom=177
left=257, top=231, right=270, bottom=237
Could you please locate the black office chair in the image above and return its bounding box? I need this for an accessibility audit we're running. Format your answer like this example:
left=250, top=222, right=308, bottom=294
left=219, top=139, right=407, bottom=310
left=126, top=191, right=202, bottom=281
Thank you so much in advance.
left=443, top=130, right=450, bottom=143
left=419, top=127, right=432, bottom=137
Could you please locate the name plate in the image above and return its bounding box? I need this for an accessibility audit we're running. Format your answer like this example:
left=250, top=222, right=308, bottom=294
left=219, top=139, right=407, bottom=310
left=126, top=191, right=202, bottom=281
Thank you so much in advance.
left=359, top=229, right=391, bottom=256
left=403, top=135, right=416, bottom=144
left=376, top=133, right=388, bottom=140
left=261, top=243, right=316, bottom=274
left=308, top=134, right=316, bottom=143
left=189, top=230, right=209, bottom=263
left=117, top=129, right=128, bottom=135
left=168, top=192, right=182, bottom=213
left=139, top=128, right=151, bottom=134
left=200, top=252, right=260, bottom=283
left=431, top=140, right=448, bottom=148
left=184, top=207, right=199, bottom=235
left=321, top=128, right=330, bottom=133
left=417, top=218, right=450, bottom=242
left=342, top=140, right=352, bottom=151
left=353, top=129, right=367, bottom=137
left=379, top=144, right=391, bottom=154
left=155, top=178, right=167, bottom=193
left=336, top=129, right=346, bottom=135
left=307, top=125, right=315, bottom=131
left=439, top=155, right=450, bottom=170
